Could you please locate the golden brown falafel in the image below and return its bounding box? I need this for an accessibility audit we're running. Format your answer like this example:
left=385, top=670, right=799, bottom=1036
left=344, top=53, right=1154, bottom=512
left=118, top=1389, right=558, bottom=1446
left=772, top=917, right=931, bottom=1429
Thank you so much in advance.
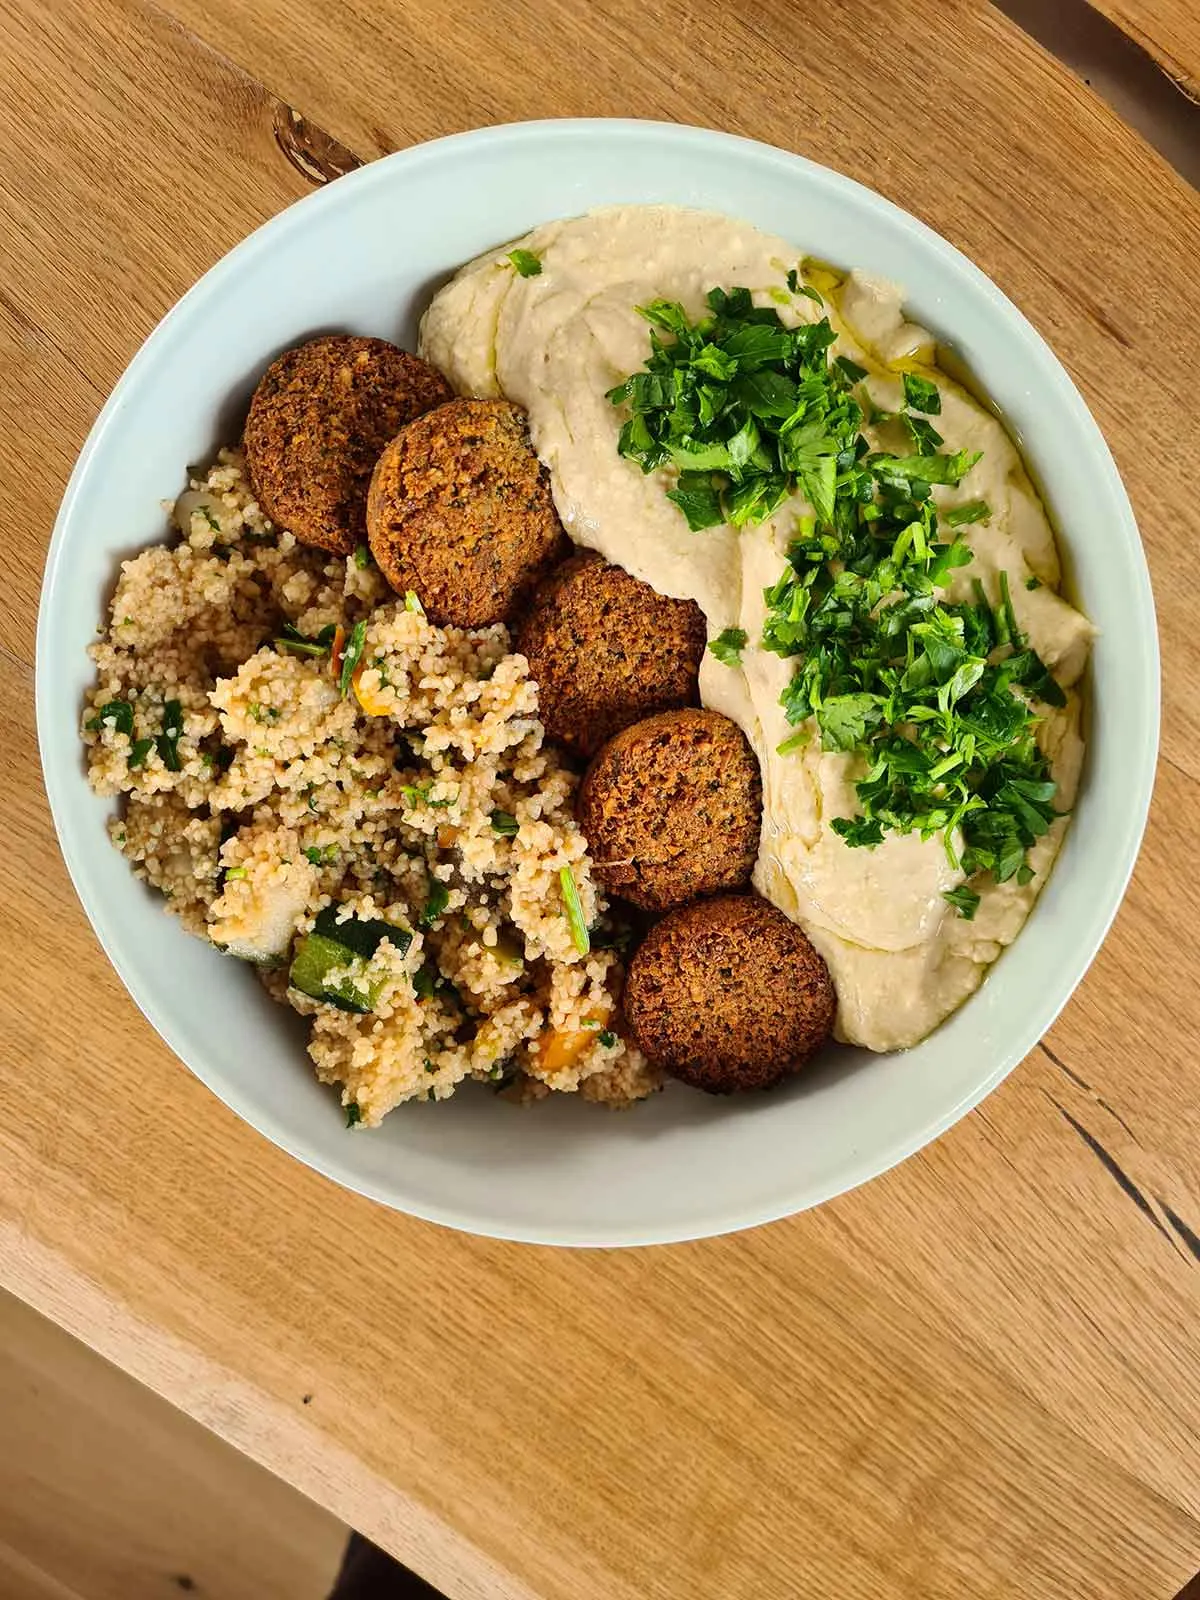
left=515, top=551, right=707, bottom=758
left=366, top=398, right=568, bottom=625
left=576, top=708, right=762, bottom=912
left=624, top=894, right=836, bottom=1093
left=244, top=336, right=452, bottom=556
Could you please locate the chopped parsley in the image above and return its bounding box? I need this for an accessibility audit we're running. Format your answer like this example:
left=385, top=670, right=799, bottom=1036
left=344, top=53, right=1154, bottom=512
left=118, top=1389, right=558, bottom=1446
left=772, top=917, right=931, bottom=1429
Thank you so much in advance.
left=609, top=286, right=926, bottom=532
left=345, top=1102, right=362, bottom=1128
left=338, top=620, right=367, bottom=695
left=708, top=627, right=748, bottom=668
left=1026, top=575, right=1042, bottom=591
left=303, top=843, right=339, bottom=867
left=199, top=505, right=222, bottom=532
left=404, top=591, right=424, bottom=614
left=401, top=782, right=453, bottom=810
left=490, top=809, right=519, bottom=836
left=763, top=492, right=1065, bottom=880
left=559, top=864, right=590, bottom=956
left=942, top=884, right=981, bottom=920
left=128, top=737, right=155, bottom=770
left=902, top=371, right=941, bottom=414
left=598, top=1029, right=617, bottom=1048
left=87, top=699, right=134, bottom=737
left=668, top=471, right=724, bottom=532
left=157, top=700, right=183, bottom=771
left=353, top=544, right=371, bottom=569
left=945, top=499, right=991, bottom=528
left=785, top=267, right=800, bottom=293
left=276, top=622, right=336, bottom=658
left=903, top=414, right=944, bottom=456
left=609, top=281, right=1065, bottom=886
left=834, top=355, right=868, bottom=385
left=508, top=248, right=543, bottom=277
left=421, top=879, right=449, bottom=928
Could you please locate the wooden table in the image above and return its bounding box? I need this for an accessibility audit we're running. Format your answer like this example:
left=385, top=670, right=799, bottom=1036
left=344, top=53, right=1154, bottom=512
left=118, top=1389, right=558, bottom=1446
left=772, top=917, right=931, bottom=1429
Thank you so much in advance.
left=3, top=4, right=1199, bottom=1597
left=1089, top=0, right=1200, bottom=93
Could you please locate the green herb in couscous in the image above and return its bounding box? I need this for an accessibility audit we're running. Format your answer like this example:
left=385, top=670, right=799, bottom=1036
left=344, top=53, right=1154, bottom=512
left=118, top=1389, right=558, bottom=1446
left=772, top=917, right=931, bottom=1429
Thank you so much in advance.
left=82, top=450, right=660, bottom=1125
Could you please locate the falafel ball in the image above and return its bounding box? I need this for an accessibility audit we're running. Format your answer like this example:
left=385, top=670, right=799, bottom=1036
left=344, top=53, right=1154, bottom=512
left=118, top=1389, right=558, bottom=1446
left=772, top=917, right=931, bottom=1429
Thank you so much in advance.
left=515, top=551, right=707, bottom=758
left=366, top=397, right=568, bottom=626
left=624, top=894, right=836, bottom=1093
left=577, top=708, right=762, bottom=912
left=244, top=336, right=452, bottom=556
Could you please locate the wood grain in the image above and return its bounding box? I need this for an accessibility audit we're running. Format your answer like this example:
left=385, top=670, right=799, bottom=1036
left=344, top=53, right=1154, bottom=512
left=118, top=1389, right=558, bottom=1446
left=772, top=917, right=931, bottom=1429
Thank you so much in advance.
left=1090, top=0, right=1200, bottom=93
left=3, top=2, right=1200, bottom=1599
left=0, top=1288, right=345, bottom=1600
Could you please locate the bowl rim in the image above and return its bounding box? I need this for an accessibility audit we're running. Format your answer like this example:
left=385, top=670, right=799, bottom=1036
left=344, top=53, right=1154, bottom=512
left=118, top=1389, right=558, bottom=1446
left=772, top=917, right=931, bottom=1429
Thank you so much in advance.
left=36, top=118, right=1161, bottom=1245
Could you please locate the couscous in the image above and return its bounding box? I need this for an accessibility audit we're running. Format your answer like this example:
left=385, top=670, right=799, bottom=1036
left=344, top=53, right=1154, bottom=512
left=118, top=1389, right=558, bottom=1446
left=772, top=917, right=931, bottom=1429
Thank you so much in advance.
left=83, top=450, right=661, bottom=1125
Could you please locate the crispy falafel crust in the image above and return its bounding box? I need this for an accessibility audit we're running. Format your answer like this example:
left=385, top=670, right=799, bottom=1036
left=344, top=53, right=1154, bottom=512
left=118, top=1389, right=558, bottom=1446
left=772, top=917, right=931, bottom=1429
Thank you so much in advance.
left=624, top=894, right=836, bottom=1092
left=244, top=336, right=452, bottom=555
left=577, top=708, right=762, bottom=911
left=367, top=397, right=568, bottom=625
left=516, top=551, right=707, bottom=758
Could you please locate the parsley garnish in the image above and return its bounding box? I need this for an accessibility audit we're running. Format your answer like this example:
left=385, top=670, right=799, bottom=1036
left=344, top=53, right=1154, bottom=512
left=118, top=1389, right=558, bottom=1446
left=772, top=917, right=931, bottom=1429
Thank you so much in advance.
left=765, top=521, right=1065, bottom=880
left=903, top=414, right=944, bottom=456
left=902, top=372, right=941, bottom=414
left=598, top=1030, right=617, bottom=1048
left=559, top=865, right=590, bottom=956
left=345, top=1102, right=362, bottom=1128
left=1026, top=575, right=1042, bottom=591
left=354, top=544, right=371, bottom=569
left=276, top=622, right=336, bottom=658
left=303, top=844, right=339, bottom=867
left=709, top=627, right=748, bottom=668
left=129, top=737, right=155, bottom=770
left=945, top=499, right=991, bottom=528
left=942, top=885, right=981, bottom=920
left=401, top=783, right=453, bottom=810
left=490, top=809, right=519, bottom=836
left=158, top=700, right=183, bottom=771
left=421, top=879, right=449, bottom=928
left=87, top=699, right=134, bottom=737
left=508, top=249, right=543, bottom=277
left=609, top=289, right=979, bottom=532
left=611, top=281, right=1064, bottom=886
left=338, top=620, right=367, bottom=695
left=668, top=472, right=724, bottom=532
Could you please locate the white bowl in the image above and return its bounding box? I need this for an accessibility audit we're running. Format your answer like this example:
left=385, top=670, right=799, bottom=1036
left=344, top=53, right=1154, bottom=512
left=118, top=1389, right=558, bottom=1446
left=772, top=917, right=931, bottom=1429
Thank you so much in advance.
left=37, top=120, right=1158, bottom=1246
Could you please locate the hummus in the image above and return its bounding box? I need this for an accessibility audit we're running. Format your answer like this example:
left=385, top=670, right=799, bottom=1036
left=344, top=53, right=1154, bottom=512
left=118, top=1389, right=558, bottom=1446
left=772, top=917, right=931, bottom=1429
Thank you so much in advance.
left=420, top=206, right=1093, bottom=1051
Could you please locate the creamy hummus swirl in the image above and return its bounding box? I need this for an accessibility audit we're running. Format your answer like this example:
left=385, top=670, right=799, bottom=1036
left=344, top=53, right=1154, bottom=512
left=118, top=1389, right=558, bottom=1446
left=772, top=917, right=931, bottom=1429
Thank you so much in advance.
left=420, top=205, right=1092, bottom=1051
